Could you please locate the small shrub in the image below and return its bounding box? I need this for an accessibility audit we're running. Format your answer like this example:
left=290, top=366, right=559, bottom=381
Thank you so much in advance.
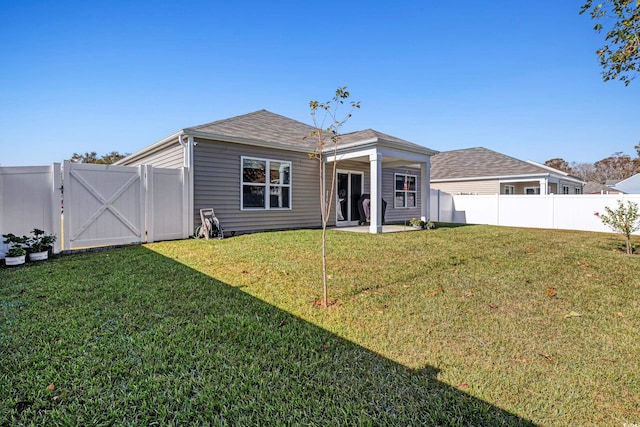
left=595, top=200, right=640, bottom=254
left=409, top=218, right=425, bottom=228
left=3, top=233, right=28, bottom=257
left=26, top=228, right=56, bottom=253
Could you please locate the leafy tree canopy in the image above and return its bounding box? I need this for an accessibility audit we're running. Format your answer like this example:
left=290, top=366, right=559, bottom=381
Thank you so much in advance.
left=70, top=151, right=128, bottom=164
left=545, top=151, right=639, bottom=183
left=580, top=0, right=640, bottom=85
left=544, top=158, right=570, bottom=172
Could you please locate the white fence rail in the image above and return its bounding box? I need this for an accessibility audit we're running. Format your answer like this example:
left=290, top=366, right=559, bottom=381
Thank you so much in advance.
left=1, top=162, right=189, bottom=258
left=433, top=191, right=640, bottom=235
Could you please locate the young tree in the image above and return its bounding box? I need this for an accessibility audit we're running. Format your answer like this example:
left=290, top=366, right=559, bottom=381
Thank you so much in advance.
left=595, top=200, right=640, bottom=254
left=580, top=0, right=640, bottom=85
left=307, top=87, right=360, bottom=307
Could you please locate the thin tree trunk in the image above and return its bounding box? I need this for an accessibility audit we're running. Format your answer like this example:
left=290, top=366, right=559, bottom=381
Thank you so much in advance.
left=311, top=87, right=359, bottom=308
left=319, top=151, right=329, bottom=307
left=322, top=227, right=327, bottom=306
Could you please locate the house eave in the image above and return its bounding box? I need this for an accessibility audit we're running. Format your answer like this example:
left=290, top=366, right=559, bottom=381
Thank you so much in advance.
left=116, top=130, right=185, bottom=165
left=184, top=129, right=315, bottom=153
left=119, top=129, right=438, bottom=165
left=431, top=173, right=584, bottom=185
left=329, top=137, right=438, bottom=157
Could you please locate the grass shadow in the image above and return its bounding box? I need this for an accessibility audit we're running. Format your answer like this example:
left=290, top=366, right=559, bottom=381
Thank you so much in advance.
left=433, top=221, right=476, bottom=229
left=1, top=246, right=536, bottom=425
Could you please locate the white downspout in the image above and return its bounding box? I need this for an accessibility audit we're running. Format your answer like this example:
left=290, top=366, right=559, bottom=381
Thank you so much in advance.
left=178, top=134, right=190, bottom=168
left=178, top=134, right=195, bottom=236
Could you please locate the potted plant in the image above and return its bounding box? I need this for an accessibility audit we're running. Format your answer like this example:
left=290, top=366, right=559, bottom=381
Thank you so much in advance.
left=425, top=220, right=436, bottom=229
left=3, top=233, right=28, bottom=266
left=26, top=228, right=56, bottom=261
left=409, top=218, right=425, bottom=229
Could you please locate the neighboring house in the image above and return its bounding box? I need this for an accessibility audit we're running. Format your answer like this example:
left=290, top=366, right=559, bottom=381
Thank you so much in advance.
left=429, top=147, right=584, bottom=195
left=611, top=174, right=640, bottom=194
left=584, top=181, right=625, bottom=194
left=117, top=110, right=438, bottom=234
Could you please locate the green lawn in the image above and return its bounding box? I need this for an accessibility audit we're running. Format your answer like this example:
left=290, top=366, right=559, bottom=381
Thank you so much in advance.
left=1, top=225, right=638, bottom=425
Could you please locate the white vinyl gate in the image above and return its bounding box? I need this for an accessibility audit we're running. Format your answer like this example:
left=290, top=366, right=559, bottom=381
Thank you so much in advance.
left=63, top=161, right=189, bottom=250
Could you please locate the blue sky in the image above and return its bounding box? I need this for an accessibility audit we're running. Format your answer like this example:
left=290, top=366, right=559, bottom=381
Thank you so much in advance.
left=1, top=0, right=637, bottom=166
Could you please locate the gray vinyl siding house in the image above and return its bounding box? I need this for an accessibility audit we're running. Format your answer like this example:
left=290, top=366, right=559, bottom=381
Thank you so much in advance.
left=118, top=110, right=437, bottom=235
left=430, top=147, right=584, bottom=195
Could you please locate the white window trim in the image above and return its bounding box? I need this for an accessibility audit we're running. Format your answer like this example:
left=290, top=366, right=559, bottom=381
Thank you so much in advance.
left=524, top=186, right=541, bottom=195
left=394, top=173, right=417, bottom=209
left=240, top=156, right=292, bottom=210
left=504, top=185, right=515, bottom=195
left=562, top=185, right=570, bottom=194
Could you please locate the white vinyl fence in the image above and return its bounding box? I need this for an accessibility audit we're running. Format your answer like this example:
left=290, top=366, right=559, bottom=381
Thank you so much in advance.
left=3, top=164, right=639, bottom=259
left=0, top=164, right=62, bottom=257
left=432, top=191, right=640, bottom=235
left=1, top=161, right=190, bottom=258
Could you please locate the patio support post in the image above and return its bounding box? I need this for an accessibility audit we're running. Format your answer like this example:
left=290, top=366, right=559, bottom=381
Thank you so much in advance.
left=421, top=160, right=430, bottom=222
left=539, top=178, right=548, bottom=195
left=369, top=152, right=383, bottom=234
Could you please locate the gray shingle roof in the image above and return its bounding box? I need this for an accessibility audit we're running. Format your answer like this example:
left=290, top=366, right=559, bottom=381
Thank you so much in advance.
left=185, top=110, right=319, bottom=149
left=431, top=147, right=555, bottom=180
left=584, top=181, right=625, bottom=194
left=340, top=129, right=435, bottom=153
left=185, top=110, right=435, bottom=155
left=119, top=110, right=436, bottom=166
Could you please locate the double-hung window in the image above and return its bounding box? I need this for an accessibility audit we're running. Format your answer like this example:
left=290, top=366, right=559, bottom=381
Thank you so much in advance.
left=241, top=157, right=291, bottom=209
left=394, top=173, right=417, bottom=208
left=525, top=187, right=541, bottom=195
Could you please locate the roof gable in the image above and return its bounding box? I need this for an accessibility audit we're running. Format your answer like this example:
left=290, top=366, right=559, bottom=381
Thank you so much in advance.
left=185, top=110, right=435, bottom=155
left=119, top=109, right=437, bottom=165
left=339, top=129, right=437, bottom=154
left=186, top=110, right=318, bottom=149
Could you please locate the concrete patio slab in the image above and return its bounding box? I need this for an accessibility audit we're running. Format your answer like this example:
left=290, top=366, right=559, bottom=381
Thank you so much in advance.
left=333, top=225, right=420, bottom=233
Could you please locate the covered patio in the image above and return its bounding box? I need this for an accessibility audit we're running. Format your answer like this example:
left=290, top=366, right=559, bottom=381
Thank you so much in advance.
left=324, top=130, right=438, bottom=234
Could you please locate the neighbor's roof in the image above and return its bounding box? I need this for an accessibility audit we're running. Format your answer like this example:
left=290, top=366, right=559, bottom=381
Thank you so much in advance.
left=584, top=181, right=625, bottom=194
left=430, top=147, right=583, bottom=182
left=610, top=173, right=640, bottom=193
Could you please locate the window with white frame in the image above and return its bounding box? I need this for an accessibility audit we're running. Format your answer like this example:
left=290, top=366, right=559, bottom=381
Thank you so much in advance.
left=525, top=187, right=541, bottom=195
left=503, top=185, right=515, bottom=194
left=394, top=173, right=417, bottom=208
left=575, top=187, right=582, bottom=194
left=241, top=157, right=291, bottom=209
left=562, top=185, right=570, bottom=194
